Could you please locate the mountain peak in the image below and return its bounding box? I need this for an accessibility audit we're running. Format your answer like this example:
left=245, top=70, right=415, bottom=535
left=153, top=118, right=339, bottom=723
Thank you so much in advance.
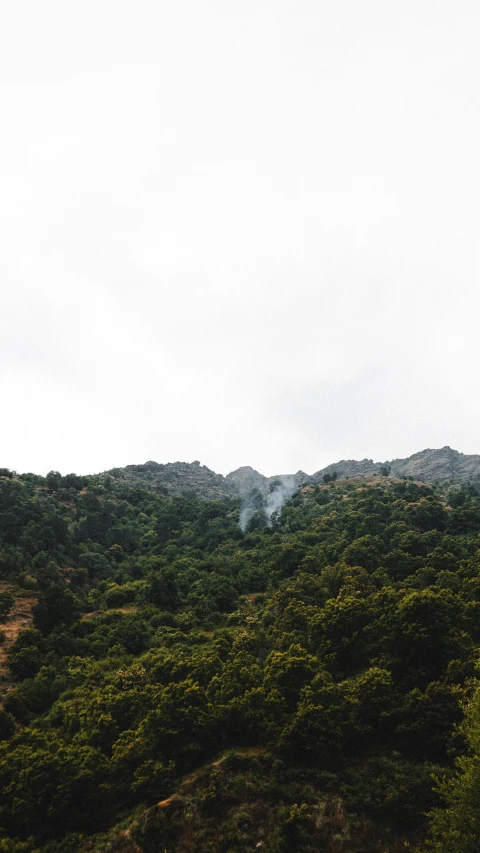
left=103, top=447, right=480, bottom=501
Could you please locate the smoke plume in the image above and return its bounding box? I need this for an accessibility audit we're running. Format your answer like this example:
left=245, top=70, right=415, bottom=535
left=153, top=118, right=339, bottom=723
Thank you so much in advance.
left=239, top=476, right=296, bottom=532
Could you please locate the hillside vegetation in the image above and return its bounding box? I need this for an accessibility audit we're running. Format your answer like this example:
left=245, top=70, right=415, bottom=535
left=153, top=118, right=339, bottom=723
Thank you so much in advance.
left=1, top=469, right=480, bottom=850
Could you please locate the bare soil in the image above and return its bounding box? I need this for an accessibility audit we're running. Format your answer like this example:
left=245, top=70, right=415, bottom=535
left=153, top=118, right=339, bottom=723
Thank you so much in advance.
left=0, top=583, right=37, bottom=705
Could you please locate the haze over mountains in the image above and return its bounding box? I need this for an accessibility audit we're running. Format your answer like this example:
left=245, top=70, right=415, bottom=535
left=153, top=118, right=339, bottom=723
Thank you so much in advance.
left=104, top=446, right=480, bottom=501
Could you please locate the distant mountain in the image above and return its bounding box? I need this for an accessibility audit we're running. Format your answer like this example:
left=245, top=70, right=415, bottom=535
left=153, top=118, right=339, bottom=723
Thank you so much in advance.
left=103, top=461, right=309, bottom=501
left=314, top=446, right=480, bottom=484
left=103, top=446, right=480, bottom=500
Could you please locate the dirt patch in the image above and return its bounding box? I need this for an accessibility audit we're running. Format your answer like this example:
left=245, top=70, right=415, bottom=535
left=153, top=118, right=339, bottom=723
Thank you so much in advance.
left=156, top=747, right=266, bottom=809
left=157, top=794, right=177, bottom=809
left=81, top=606, right=138, bottom=622
left=0, top=585, right=37, bottom=703
left=81, top=609, right=106, bottom=621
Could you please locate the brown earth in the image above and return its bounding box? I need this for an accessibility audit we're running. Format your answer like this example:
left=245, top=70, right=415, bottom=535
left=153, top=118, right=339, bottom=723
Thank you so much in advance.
left=81, top=606, right=138, bottom=622
left=0, top=583, right=37, bottom=705
left=107, top=748, right=268, bottom=852
left=156, top=747, right=265, bottom=809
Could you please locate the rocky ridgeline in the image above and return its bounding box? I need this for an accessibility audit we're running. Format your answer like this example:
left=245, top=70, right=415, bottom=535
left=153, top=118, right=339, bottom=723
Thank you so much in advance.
left=103, top=446, right=480, bottom=501
left=317, top=446, right=480, bottom=484
left=226, top=467, right=308, bottom=498
left=105, top=460, right=235, bottom=500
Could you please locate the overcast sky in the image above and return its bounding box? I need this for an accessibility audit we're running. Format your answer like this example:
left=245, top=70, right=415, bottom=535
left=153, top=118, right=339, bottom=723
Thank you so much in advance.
left=1, top=0, right=479, bottom=477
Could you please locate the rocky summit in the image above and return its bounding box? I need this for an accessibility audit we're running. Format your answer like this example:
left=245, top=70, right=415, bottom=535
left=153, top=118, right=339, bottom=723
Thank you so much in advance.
left=103, top=446, right=480, bottom=500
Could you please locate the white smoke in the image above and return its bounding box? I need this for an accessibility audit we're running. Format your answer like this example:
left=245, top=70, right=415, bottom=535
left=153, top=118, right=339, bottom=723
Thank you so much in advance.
left=239, top=476, right=297, bottom=532
left=264, top=477, right=296, bottom=523
left=239, top=505, right=255, bottom=532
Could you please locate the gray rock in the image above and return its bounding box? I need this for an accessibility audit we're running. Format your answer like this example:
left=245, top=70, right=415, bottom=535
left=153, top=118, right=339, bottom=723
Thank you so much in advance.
left=100, top=446, right=480, bottom=501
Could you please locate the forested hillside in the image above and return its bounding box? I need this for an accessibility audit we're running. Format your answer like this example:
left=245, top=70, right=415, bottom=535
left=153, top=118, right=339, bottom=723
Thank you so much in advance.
left=1, top=468, right=480, bottom=851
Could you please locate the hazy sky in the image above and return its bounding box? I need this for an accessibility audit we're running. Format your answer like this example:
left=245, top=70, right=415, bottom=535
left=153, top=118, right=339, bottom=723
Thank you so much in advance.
left=1, top=1, right=480, bottom=476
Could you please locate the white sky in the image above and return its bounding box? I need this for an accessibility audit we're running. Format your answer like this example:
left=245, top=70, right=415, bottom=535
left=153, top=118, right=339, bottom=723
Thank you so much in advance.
left=1, top=0, right=480, bottom=477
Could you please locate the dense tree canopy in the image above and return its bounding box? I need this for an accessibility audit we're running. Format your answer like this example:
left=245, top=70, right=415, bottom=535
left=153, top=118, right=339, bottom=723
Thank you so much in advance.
left=0, top=471, right=480, bottom=850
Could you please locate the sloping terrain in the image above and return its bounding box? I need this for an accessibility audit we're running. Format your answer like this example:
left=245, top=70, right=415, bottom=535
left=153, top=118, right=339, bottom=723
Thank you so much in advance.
left=1, top=470, right=480, bottom=850
left=100, top=447, right=480, bottom=503
left=104, top=460, right=236, bottom=500
left=0, top=584, right=36, bottom=705
left=315, top=445, right=480, bottom=484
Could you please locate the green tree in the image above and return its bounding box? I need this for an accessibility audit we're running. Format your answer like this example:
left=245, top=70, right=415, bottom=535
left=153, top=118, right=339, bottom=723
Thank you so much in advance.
left=426, top=679, right=480, bottom=851
left=32, top=584, right=79, bottom=634
left=0, top=589, right=14, bottom=621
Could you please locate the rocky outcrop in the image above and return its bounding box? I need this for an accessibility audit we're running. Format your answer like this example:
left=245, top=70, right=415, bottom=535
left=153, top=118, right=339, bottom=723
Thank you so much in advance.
left=226, top=467, right=309, bottom=498
left=105, top=460, right=236, bottom=500
left=389, top=446, right=480, bottom=483
left=102, top=447, right=480, bottom=501
left=225, top=466, right=269, bottom=497
left=313, top=447, right=480, bottom=485
left=312, top=458, right=379, bottom=481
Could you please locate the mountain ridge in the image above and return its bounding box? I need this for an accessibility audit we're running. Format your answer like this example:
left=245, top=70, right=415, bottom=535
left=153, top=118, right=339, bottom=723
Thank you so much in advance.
left=103, top=446, right=480, bottom=500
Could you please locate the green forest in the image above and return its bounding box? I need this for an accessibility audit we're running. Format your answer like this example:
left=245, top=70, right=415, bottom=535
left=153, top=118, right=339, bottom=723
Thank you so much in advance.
left=2, top=468, right=480, bottom=851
